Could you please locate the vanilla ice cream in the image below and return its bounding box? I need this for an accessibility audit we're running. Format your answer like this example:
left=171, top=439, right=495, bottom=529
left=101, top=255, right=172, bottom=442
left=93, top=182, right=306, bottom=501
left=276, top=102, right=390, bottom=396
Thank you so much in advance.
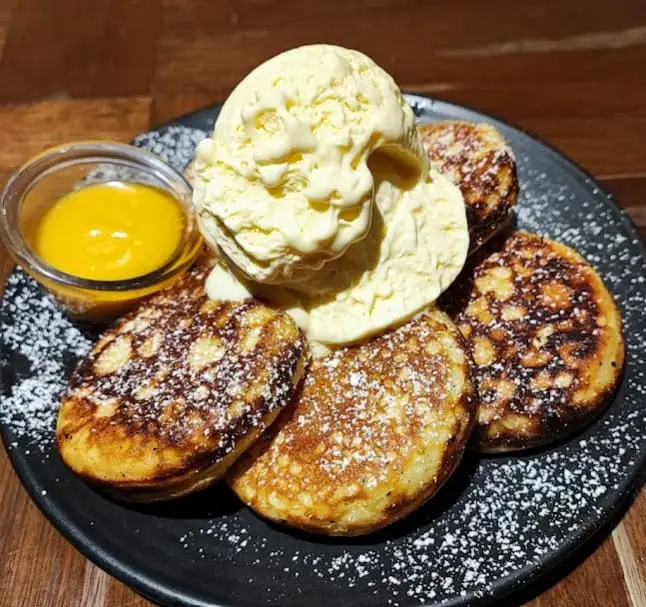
left=194, top=44, right=469, bottom=350
left=193, top=45, right=423, bottom=283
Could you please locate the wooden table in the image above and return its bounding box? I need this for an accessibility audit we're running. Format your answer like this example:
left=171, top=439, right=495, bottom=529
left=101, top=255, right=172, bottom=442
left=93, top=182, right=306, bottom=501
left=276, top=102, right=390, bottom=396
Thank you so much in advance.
left=0, top=1, right=645, bottom=606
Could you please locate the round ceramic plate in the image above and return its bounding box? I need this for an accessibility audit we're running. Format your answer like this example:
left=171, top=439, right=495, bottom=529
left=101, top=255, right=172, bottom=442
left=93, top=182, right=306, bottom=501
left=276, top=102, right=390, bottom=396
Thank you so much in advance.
left=1, top=95, right=645, bottom=607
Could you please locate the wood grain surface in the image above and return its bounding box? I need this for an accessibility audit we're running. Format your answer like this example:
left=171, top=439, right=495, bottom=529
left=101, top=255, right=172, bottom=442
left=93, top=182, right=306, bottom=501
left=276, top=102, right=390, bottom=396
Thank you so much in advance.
left=0, top=1, right=644, bottom=606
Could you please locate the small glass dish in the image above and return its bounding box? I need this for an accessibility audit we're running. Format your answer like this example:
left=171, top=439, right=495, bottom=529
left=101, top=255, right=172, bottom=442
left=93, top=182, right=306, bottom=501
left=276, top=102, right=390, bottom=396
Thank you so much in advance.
left=0, top=141, right=202, bottom=322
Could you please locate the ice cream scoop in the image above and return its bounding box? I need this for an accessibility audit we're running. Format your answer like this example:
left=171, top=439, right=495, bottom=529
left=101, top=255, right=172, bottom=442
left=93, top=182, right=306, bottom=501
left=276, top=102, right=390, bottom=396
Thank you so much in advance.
left=193, top=44, right=424, bottom=284
left=194, top=44, right=469, bottom=350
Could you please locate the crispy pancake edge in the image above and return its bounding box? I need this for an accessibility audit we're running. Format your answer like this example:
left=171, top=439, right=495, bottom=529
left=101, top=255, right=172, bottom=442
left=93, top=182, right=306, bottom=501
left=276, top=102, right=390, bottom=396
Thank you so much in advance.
left=56, top=258, right=309, bottom=501
left=418, top=120, right=519, bottom=254
left=228, top=308, right=477, bottom=536
left=442, top=230, right=625, bottom=452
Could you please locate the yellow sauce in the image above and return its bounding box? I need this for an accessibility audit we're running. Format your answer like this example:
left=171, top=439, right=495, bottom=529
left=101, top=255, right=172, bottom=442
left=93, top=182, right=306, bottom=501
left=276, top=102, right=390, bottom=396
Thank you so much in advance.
left=33, top=182, right=184, bottom=281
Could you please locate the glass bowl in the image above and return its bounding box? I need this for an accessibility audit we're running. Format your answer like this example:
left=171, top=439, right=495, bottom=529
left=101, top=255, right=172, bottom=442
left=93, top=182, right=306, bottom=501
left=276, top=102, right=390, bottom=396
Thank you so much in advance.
left=0, top=141, right=203, bottom=321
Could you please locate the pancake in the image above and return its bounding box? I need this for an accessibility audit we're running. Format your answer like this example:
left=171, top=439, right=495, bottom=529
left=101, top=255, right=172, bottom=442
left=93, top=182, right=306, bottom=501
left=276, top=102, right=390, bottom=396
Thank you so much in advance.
left=442, top=230, right=624, bottom=452
left=418, top=121, right=518, bottom=254
left=56, top=257, right=308, bottom=502
left=227, top=307, right=476, bottom=536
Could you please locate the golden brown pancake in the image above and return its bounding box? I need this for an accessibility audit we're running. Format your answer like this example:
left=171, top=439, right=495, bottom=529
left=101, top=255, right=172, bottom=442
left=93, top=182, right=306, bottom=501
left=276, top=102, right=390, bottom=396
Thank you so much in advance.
left=442, top=230, right=624, bottom=452
left=56, top=257, right=308, bottom=502
left=227, top=307, right=476, bottom=536
left=418, top=121, right=519, bottom=254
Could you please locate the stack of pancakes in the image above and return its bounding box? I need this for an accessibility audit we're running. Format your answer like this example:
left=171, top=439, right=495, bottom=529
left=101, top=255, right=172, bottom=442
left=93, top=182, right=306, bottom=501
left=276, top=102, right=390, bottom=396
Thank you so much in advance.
left=57, top=120, right=624, bottom=536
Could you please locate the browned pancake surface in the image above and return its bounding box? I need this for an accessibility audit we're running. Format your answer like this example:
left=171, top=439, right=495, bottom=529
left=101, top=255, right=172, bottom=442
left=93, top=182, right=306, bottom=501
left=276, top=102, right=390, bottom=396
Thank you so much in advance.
left=228, top=308, right=476, bottom=535
left=418, top=121, right=518, bottom=254
left=442, top=230, right=624, bottom=451
left=57, top=257, right=307, bottom=500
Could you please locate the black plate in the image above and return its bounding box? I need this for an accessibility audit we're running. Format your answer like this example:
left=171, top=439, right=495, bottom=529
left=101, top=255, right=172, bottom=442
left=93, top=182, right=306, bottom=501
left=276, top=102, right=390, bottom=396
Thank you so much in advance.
left=1, top=95, right=645, bottom=607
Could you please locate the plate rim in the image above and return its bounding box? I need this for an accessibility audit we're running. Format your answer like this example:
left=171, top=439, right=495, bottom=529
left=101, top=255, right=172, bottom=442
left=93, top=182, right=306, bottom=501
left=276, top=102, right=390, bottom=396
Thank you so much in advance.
left=1, top=93, right=645, bottom=607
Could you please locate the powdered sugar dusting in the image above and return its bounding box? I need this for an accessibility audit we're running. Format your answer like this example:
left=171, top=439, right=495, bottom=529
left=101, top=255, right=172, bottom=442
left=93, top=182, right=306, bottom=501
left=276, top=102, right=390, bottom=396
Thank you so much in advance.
left=132, top=126, right=208, bottom=174
left=61, top=259, right=305, bottom=459
left=1, top=106, right=645, bottom=606
left=0, top=276, right=93, bottom=452
left=229, top=309, right=474, bottom=535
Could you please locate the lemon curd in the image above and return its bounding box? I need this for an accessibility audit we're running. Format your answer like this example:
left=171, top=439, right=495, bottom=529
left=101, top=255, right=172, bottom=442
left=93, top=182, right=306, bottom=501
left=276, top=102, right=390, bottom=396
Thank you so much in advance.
left=33, top=182, right=184, bottom=281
